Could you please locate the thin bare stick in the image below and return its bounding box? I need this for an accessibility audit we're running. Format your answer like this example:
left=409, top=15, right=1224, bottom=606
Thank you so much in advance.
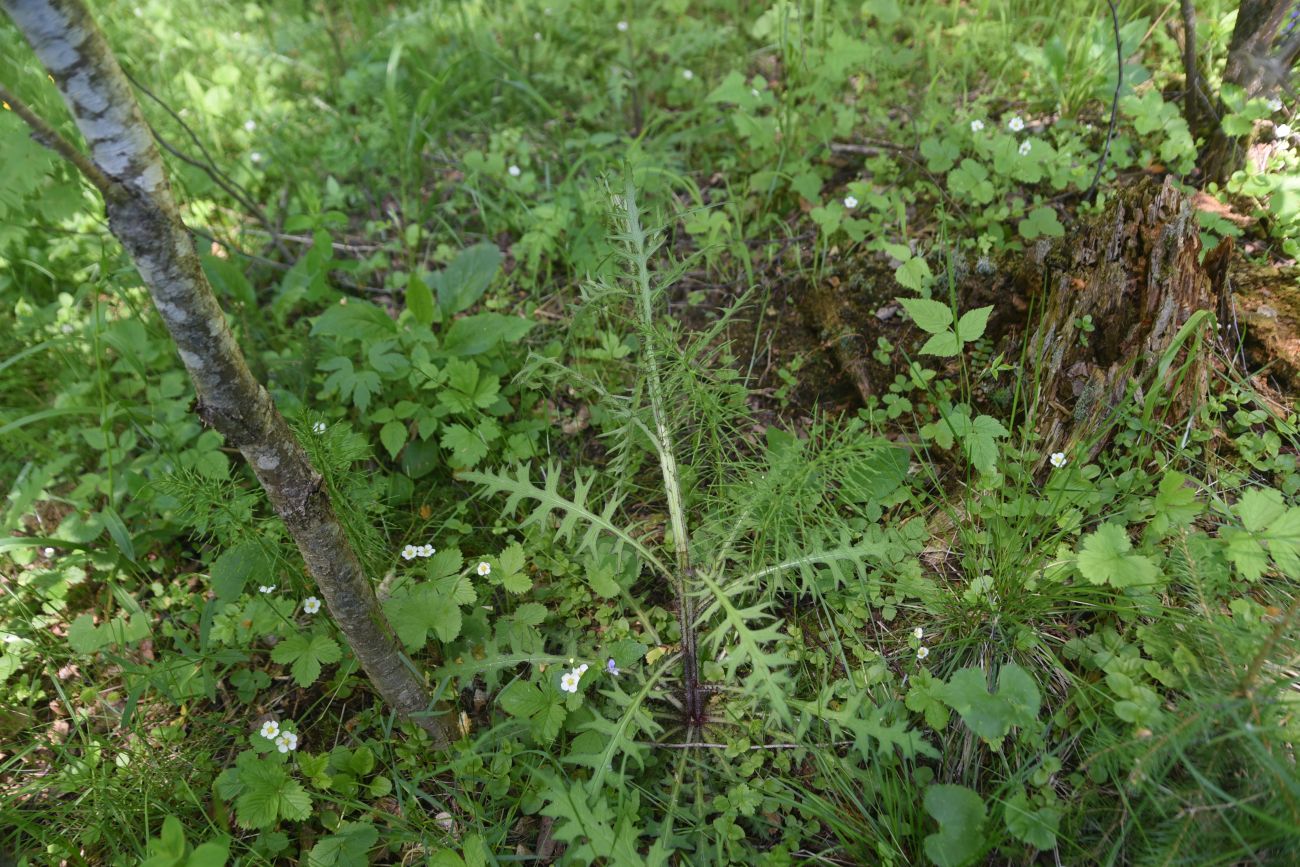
left=0, top=84, right=112, bottom=196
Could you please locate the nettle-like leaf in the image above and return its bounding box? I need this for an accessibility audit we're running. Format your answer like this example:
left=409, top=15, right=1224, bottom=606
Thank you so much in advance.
left=924, top=784, right=988, bottom=867
left=271, top=631, right=343, bottom=688
left=497, top=679, right=567, bottom=743
left=934, top=663, right=1040, bottom=745
left=1223, top=488, right=1300, bottom=580
left=1077, top=523, right=1159, bottom=588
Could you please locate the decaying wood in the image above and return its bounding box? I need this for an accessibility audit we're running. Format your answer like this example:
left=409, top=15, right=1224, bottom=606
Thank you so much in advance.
left=1006, top=178, right=1228, bottom=456
left=1, top=0, right=453, bottom=746
left=800, top=179, right=1229, bottom=458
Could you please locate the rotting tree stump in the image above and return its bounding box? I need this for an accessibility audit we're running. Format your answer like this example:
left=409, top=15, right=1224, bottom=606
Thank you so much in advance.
left=992, top=177, right=1232, bottom=456
left=801, top=178, right=1233, bottom=457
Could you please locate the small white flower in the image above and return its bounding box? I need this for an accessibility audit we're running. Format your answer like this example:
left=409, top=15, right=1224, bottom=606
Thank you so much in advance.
left=312, top=421, right=327, bottom=434
left=1018, top=140, right=1032, bottom=156
left=970, top=118, right=985, bottom=133
left=250, top=151, right=262, bottom=164
left=913, top=627, right=924, bottom=640
left=682, top=69, right=694, bottom=80
left=60, top=324, right=74, bottom=334
left=533, top=31, right=542, bottom=41
left=916, top=646, right=930, bottom=660
left=750, top=88, right=760, bottom=98
left=477, top=561, right=491, bottom=576
left=258, top=584, right=276, bottom=594
left=259, top=720, right=280, bottom=739
left=560, top=669, right=582, bottom=693
left=1049, top=452, right=1068, bottom=469
left=244, top=120, right=256, bottom=132
left=274, top=731, right=299, bottom=753
left=43, top=547, right=55, bottom=557
left=616, top=20, right=628, bottom=31
left=1275, top=123, right=1293, bottom=140
left=1008, top=116, right=1025, bottom=132
left=508, top=164, right=521, bottom=177
left=577, top=663, right=589, bottom=674
left=402, top=544, right=419, bottom=561
left=1268, top=97, right=1283, bottom=112
left=843, top=195, right=858, bottom=210
left=419, top=544, right=435, bottom=557
left=303, top=596, right=321, bottom=614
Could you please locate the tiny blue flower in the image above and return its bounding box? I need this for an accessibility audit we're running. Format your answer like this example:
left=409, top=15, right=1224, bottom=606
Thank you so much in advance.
left=606, top=658, right=620, bottom=676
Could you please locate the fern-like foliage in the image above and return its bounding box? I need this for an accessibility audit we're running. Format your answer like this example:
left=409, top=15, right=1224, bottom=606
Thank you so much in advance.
left=463, top=462, right=670, bottom=578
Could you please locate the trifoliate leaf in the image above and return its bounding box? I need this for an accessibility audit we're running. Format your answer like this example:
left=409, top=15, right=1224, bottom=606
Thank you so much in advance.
left=271, top=632, right=343, bottom=687
left=1077, top=524, right=1158, bottom=588
left=233, top=756, right=313, bottom=829
left=898, top=297, right=954, bottom=334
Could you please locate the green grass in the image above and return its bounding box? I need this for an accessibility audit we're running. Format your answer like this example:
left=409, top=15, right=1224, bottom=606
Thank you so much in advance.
left=2, top=0, right=1300, bottom=864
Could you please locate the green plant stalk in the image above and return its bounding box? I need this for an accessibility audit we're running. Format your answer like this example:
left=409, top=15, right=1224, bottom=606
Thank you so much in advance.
left=617, top=175, right=702, bottom=723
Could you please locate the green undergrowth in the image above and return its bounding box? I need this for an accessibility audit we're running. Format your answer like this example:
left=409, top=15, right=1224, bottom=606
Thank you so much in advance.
left=3, top=0, right=1300, bottom=865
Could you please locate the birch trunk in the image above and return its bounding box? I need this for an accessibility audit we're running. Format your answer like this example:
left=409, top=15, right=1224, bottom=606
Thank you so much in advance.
left=1, top=0, right=452, bottom=747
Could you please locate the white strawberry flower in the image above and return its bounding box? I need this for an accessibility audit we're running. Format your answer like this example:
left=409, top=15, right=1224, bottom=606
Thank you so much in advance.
left=244, top=120, right=256, bottom=132
left=560, top=669, right=582, bottom=693
left=917, top=646, right=930, bottom=660
left=1275, top=123, right=1293, bottom=140
left=970, top=118, right=985, bottom=133
left=508, top=165, right=521, bottom=177
left=476, top=561, right=491, bottom=576
left=274, top=731, right=299, bottom=753
left=843, top=195, right=858, bottom=210
left=682, top=69, right=694, bottom=80
left=303, top=597, right=321, bottom=614
left=1008, top=116, right=1025, bottom=132
left=258, top=584, right=276, bottom=594
left=259, top=720, right=280, bottom=739
left=616, top=20, right=628, bottom=32
left=1267, top=97, right=1283, bottom=112
left=913, top=627, right=924, bottom=639
left=312, top=421, right=327, bottom=434
left=1018, top=140, right=1032, bottom=156
left=419, top=544, right=435, bottom=557
left=1049, top=452, right=1068, bottom=469
left=401, top=544, right=419, bottom=561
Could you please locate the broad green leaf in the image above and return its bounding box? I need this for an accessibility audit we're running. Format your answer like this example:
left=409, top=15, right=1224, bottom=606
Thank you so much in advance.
left=310, top=300, right=396, bottom=342
left=955, top=306, right=993, bottom=343
left=498, top=679, right=566, bottom=743
left=935, top=664, right=1039, bottom=743
left=1018, top=206, right=1064, bottom=240
left=211, top=541, right=271, bottom=602
left=441, top=424, right=489, bottom=468
left=947, top=159, right=994, bottom=204
left=919, top=331, right=961, bottom=357
left=894, top=255, right=933, bottom=291
left=442, top=313, right=533, bottom=357
left=406, top=278, right=435, bottom=327
left=271, top=632, right=343, bottom=687
left=234, top=757, right=313, bottom=829
left=382, top=583, right=463, bottom=650
left=1003, top=788, right=1060, bottom=851
left=1077, top=523, right=1158, bottom=588
left=898, top=297, right=953, bottom=334
left=307, top=821, right=379, bottom=867
left=379, top=420, right=408, bottom=460
left=1149, top=471, right=1202, bottom=536
left=924, top=784, right=987, bottom=867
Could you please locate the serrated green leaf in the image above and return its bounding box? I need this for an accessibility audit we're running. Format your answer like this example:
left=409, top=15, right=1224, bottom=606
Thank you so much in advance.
left=234, top=758, right=312, bottom=829
left=898, top=297, right=953, bottom=334
left=955, top=306, right=993, bottom=343
left=441, top=424, right=489, bottom=468
left=1078, top=523, right=1158, bottom=588
left=271, top=632, right=342, bottom=687
left=382, top=583, right=462, bottom=650
left=919, top=331, right=961, bottom=357
left=379, top=420, right=408, bottom=460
